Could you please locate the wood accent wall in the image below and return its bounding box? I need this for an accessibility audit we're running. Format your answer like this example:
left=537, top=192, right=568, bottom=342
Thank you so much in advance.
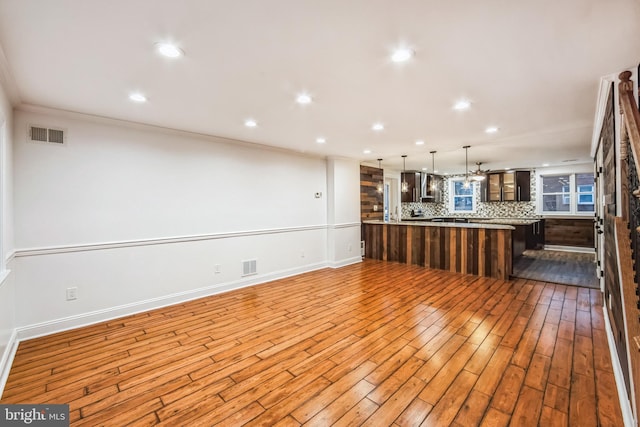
left=360, top=165, right=384, bottom=221
left=544, top=218, right=595, bottom=248
left=362, top=223, right=512, bottom=280
left=600, top=81, right=631, bottom=400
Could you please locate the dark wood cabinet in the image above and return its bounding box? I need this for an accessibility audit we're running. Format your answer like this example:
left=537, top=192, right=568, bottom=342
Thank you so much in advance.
left=525, top=220, right=545, bottom=249
left=482, top=171, right=531, bottom=202
left=401, top=172, right=421, bottom=202
left=421, top=174, right=443, bottom=203
left=402, top=172, right=444, bottom=203
left=513, top=225, right=527, bottom=258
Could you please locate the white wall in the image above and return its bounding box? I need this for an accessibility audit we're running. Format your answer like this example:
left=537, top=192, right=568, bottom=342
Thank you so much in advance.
left=15, top=110, right=328, bottom=247
left=0, top=75, right=15, bottom=394
left=10, top=107, right=359, bottom=336
left=326, top=157, right=361, bottom=267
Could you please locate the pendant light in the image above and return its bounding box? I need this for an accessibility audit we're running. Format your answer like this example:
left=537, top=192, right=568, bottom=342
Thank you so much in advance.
left=401, top=155, right=409, bottom=193
left=430, top=151, right=437, bottom=189
left=462, top=145, right=471, bottom=188
left=376, top=159, right=384, bottom=193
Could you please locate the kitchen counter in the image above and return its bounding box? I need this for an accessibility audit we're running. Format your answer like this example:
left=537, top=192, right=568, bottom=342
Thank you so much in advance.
left=401, top=216, right=540, bottom=226
left=362, top=221, right=513, bottom=280
left=364, top=219, right=514, bottom=230
left=469, top=218, right=540, bottom=226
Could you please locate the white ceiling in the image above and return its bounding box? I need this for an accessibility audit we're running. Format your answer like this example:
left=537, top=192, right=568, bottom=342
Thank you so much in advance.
left=0, top=0, right=639, bottom=174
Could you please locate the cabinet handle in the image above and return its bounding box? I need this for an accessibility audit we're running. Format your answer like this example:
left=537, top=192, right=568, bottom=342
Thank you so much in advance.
left=517, top=186, right=521, bottom=201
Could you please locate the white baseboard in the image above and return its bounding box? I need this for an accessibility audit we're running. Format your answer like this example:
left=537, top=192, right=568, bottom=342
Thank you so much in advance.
left=15, top=261, right=328, bottom=342
left=603, top=304, right=637, bottom=427
left=329, top=256, right=362, bottom=269
left=0, top=330, right=18, bottom=400
left=543, top=244, right=595, bottom=254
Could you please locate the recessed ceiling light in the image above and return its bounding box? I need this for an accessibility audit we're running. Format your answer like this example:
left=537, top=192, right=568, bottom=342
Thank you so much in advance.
left=415, top=140, right=425, bottom=146
left=485, top=126, right=499, bottom=134
left=363, top=149, right=372, bottom=154
left=434, top=170, right=439, bottom=173
left=155, top=42, right=184, bottom=58
left=391, top=48, right=413, bottom=63
left=296, top=93, right=312, bottom=104
left=542, top=163, right=550, bottom=167
left=244, top=119, right=257, bottom=128
left=316, top=137, right=326, bottom=144
left=505, top=167, right=512, bottom=170
left=372, top=123, right=384, bottom=131
left=129, top=93, right=147, bottom=103
left=453, top=99, right=471, bottom=111
left=422, top=167, right=427, bottom=171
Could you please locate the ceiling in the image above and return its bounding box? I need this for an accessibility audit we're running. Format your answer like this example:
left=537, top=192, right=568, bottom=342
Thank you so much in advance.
left=0, top=0, right=639, bottom=174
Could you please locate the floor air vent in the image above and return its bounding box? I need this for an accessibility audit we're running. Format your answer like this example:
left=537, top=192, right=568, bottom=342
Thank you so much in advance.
left=29, top=125, right=66, bottom=145
left=241, top=259, right=257, bottom=277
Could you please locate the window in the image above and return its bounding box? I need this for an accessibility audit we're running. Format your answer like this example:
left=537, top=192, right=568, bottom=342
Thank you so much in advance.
left=449, top=179, right=476, bottom=213
left=540, top=172, right=594, bottom=215
left=575, top=173, right=595, bottom=212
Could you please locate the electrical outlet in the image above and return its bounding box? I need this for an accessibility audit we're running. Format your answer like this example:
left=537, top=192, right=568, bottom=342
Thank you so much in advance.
left=300, top=250, right=305, bottom=258
left=214, top=264, right=221, bottom=274
left=66, top=287, right=77, bottom=301
left=348, top=243, right=352, bottom=252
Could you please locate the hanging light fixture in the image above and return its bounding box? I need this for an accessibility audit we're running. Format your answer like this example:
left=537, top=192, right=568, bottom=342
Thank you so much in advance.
left=376, top=159, right=384, bottom=193
left=462, top=145, right=471, bottom=188
left=430, top=151, right=437, bottom=189
left=471, top=162, right=487, bottom=181
left=401, top=155, right=409, bottom=192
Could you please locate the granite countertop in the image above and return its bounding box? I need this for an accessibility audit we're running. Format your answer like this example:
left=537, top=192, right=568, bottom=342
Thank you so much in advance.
left=363, top=220, right=514, bottom=230
left=401, top=216, right=541, bottom=226
left=469, top=218, right=541, bottom=226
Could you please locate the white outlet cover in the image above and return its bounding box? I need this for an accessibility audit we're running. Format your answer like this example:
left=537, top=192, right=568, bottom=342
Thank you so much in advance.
left=66, top=287, right=77, bottom=300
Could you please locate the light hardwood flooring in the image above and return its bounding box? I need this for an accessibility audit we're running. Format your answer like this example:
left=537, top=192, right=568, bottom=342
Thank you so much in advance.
left=0, top=260, right=623, bottom=426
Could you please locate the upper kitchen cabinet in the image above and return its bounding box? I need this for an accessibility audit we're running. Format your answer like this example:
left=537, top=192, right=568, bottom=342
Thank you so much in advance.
left=421, top=174, right=443, bottom=203
left=482, top=171, right=531, bottom=202
left=401, top=172, right=422, bottom=202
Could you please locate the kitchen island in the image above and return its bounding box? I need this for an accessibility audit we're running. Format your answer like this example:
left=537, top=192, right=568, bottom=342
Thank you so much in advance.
left=362, top=220, right=514, bottom=280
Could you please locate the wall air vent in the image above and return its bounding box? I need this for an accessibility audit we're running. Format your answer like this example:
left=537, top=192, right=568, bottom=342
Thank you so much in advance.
left=241, top=259, right=257, bottom=277
left=30, top=126, right=47, bottom=142
left=29, top=125, right=66, bottom=145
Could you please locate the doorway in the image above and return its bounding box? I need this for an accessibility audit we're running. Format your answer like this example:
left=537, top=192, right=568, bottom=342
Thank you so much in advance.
left=384, top=177, right=398, bottom=221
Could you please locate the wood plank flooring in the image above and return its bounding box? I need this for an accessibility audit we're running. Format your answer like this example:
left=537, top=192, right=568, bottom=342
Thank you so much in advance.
left=1, top=260, right=623, bottom=426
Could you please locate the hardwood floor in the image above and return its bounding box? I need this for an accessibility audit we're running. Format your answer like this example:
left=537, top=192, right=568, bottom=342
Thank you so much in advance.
left=1, top=260, right=623, bottom=426
left=512, top=250, right=599, bottom=288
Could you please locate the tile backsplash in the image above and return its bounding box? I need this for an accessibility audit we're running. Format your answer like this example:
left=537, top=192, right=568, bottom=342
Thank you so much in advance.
left=402, top=171, right=539, bottom=219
